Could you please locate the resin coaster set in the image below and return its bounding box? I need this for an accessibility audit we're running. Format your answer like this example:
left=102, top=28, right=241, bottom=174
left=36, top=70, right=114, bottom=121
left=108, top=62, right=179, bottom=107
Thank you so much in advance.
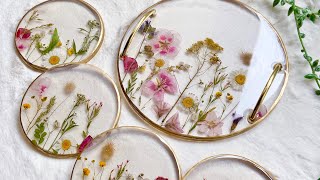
left=16, top=0, right=288, bottom=179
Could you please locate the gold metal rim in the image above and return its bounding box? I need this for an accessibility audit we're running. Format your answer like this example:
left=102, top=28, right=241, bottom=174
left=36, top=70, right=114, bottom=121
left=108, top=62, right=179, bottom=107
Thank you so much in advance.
left=69, top=126, right=182, bottom=180
left=116, top=0, right=289, bottom=141
left=14, top=0, right=105, bottom=72
left=19, top=62, right=121, bottom=158
left=183, top=154, right=275, bottom=180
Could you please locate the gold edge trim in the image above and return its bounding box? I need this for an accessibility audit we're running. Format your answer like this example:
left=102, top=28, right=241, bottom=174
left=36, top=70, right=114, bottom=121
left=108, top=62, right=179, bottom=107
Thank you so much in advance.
left=115, top=0, right=289, bottom=142
left=14, top=0, right=105, bottom=72
left=183, top=154, right=276, bottom=180
left=19, top=62, right=121, bottom=158
left=69, top=126, right=182, bottom=180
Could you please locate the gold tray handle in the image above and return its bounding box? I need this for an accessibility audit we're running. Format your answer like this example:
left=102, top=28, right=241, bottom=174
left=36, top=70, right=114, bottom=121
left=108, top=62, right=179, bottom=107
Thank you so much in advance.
left=248, top=63, right=283, bottom=123
left=121, top=9, right=157, bottom=58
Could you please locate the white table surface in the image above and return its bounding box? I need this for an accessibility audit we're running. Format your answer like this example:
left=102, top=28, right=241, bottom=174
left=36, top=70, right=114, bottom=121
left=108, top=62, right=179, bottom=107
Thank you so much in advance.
left=1, top=0, right=319, bottom=179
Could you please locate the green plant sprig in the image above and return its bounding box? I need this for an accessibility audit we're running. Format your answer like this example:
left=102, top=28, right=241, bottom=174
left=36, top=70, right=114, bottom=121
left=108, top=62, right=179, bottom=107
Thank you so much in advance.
left=273, top=0, right=320, bottom=95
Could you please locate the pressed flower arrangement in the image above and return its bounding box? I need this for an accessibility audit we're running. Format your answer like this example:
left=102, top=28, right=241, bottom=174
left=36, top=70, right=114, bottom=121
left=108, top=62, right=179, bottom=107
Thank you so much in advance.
left=118, top=0, right=289, bottom=140
left=71, top=127, right=180, bottom=180
left=20, top=64, right=120, bottom=156
left=15, top=0, right=103, bottom=70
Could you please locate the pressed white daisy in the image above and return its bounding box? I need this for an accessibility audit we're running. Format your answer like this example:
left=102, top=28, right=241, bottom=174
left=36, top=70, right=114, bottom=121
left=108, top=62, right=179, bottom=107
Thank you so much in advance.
left=178, top=93, right=199, bottom=113
left=42, top=48, right=65, bottom=66
left=149, top=58, right=169, bottom=70
left=54, top=136, right=76, bottom=154
left=228, top=69, right=247, bottom=91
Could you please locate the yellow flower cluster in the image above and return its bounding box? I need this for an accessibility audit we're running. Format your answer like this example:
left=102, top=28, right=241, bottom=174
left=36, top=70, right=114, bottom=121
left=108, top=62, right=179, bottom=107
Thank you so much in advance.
left=83, top=168, right=90, bottom=176
left=187, top=41, right=204, bottom=54
left=204, top=38, right=224, bottom=51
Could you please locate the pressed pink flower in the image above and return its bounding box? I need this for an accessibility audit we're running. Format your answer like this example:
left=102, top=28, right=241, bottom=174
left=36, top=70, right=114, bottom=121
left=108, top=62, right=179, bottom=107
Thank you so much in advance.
left=165, top=112, right=183, bottom=134
left=155, top=177, right=168, bottom=180
left=16, top=28, right=31, bottom=40
left=142, top=70, right=177, bottom=102
left=148, top=29, right=181, bottom=58
left=78, top=135, right=93, bottom=153
left=153, top=100, right=171, bottom=118
left=122, top=56, right=138, bottom=73
left=198, top=111, right=223, bottom=137
left=32, top=77, right=51, bottom=96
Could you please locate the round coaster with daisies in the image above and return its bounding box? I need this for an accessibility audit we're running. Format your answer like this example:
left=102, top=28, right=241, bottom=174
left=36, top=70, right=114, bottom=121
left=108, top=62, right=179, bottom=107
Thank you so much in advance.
left=20, top=64, right=120, bottom=157
left=15, top=0, right=104, bottom=71
left=117, top=0, right=288, bottom=140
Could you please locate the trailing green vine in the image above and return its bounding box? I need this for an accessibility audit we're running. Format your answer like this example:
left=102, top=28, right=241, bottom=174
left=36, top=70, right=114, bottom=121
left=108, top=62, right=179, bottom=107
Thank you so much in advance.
left=273, top=0, right=320, bottom=95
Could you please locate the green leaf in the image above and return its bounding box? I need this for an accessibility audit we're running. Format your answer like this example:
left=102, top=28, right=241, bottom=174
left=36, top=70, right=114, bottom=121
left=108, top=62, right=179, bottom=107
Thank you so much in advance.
left=309, top=14, right=316, bottom=23
left=32, top=140, right=37, bottom=145
left=34, top=133, right=40, bottom=138
left=72, top=40, right=77, bottom=54
left=273, top=0, right=280, bottom=7
left=315, top=90, right=320, bottom=96
left=312, top=60, right=319, bottom=67
left=280, top=0, right=285, bottom=6
left=303, top=54, right=312, bottom=62
left=39, top=137, right=44, bottom=144
left=304, top=74, right=318, bottom=79
left=299, top=33, right=305, bottom=38
left=288, top=6, right=294, bottom=16
left=41, top=132, right=47, bottom=138
left=314, top=66, right=320, bottom=72
left=37, top=28, right=60, bottom=55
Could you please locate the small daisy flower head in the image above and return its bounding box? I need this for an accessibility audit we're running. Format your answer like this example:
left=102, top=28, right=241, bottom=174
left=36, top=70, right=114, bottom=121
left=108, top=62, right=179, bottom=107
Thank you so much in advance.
left=226, top=93, right=233, bottom=102
left=99, top=161, right=106, bottom=167
left=83, top=168, right=90, bottom=176
left=178, top=93, right=199, bottom=113
left=150, top=58, right=168, bottom=69
left=55, top=136, right=76, bottom=153
left=67, top=48, right=74, bottom=56
left=229, top=69, right=247, bottom=91
left=42, top=49, right=65, bottom=66
left=215, top=91, right=222, bottom=98
left=23, top=103, right=31, bottom=109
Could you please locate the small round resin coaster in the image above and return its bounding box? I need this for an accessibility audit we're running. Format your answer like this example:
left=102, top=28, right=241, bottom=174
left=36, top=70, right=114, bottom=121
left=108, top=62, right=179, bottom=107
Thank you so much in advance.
left=15, top=0, right=104, bottom=71
left=71, top=126, right=181, bottom=180
left=117, top=0, right=289, bottom=141
left=20, top=64, right=120, bottom=157
left=184, top=154, right=275, bottom=180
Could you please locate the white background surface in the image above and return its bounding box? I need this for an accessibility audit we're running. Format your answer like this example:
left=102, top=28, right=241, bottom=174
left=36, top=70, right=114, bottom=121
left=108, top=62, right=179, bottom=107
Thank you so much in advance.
left=0, top=0, right=319, bottom=179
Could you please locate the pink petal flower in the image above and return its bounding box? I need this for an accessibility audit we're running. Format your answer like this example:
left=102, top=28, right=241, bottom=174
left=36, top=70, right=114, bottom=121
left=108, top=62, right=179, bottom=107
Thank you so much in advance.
left=155, top=177, right=168, bottom=180
left=197, top=111, right=223, bottom=137
left=32, top=77, right=51, bottom=96
left=141, top=70, right=177, bottom=102
left=148, top=29, right=181, bottom=58
left=16, top=28, right=31, bottom=40
left=78, top=135, right=93, bottom=153
left=165, top=112, right=183, bottom=134
left=122, top=56, right=138, bottom=73
left=153, top=100, right=171, bottom=118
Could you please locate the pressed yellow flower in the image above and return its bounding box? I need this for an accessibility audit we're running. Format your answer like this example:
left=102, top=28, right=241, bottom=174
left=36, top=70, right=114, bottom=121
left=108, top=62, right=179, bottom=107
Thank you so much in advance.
left=49, top=55, right=60, bottom=65
left=154, top=59, right=165, bottom=68
left=235, top=74, right=246, bottom=85
left=91, top=160, right=95, bottom=163
left=41, top=97, right=47, bottom=102
left=210, top=55, right=220, bottom=64
left=182, top=97, right=194, bottom=108
left=226, top=93, right=233, bottom=101
left=138, top=65, right=146, bottom=73
left=64, top=82, right=76, bottom=94
left=61, top=139, right=71, bottom=151
left=215, top=91, right=222, bottom=98
left=204, top=38, right=223, bottom=51
left=56, top=41, right=62, bottom=47
left=99, top=161, right=106, bottom=167
left=83, top=168, right=90, bottom=176
left=23, top=103, right=31, bottom=109
left=240, top=52, right=252, bottom=66
left=67, top=48, right=74, bottom=56
left=102, top=142, right=115, bottom=161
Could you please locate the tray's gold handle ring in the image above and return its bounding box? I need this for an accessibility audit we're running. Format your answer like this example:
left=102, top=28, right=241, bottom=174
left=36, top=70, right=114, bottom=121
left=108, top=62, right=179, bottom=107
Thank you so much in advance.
left=121, top=9, right=156, bottom=58
left=248, top=63, right=283, bottom=123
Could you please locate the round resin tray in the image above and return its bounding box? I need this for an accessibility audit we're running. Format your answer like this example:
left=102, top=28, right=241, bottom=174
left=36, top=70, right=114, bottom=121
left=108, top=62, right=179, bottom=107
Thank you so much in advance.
left=184, top=154, right=275, bottom=180
left=71, top=126, right=181, bottom=180
left=117, top=0, right=289, bottom=141
left=15, top=0, right=104, bottom=71
left=20, top=64, right=120, bottom=157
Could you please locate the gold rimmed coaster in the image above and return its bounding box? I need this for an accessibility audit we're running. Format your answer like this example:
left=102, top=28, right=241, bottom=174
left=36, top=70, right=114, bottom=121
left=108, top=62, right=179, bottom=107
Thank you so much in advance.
left=184, top=154, right=275, bottom=180
left=117, top=0, right=289, bottom=141
left=71, top=126, right=181, bottom=179
left=15, top=0, right=104, bottom=71
left=20, top=63, right=120, bottom=157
